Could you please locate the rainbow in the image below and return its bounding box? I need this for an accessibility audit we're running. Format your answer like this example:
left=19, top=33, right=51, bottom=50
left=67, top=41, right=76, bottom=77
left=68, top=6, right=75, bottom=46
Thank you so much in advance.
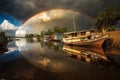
left=21, top=8, right=93, bottom=27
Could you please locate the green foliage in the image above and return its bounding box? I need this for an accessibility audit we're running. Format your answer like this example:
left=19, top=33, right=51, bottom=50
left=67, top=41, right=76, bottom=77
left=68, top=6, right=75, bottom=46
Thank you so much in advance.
left=0, top=32, right=5, bottom=37
left=107, top=26, right=116, bottom=31
left=34, top=33, right=40, bottom=37
left=60, top=27, right=67, bottom=33
left=44, top=29, right=54, bottom=35
left=40, top=26, right=68, bottom=36
left=0, top=32, right=8, bottom=43
left=40, top=31, right=45, bottom=37
left=94, top=6, right=120, bottom=32
left=53, top=26, right=60, bottom=33
left=25, top=33, right=40, bottom=38
left=53, top=26, right=67, bottom=33
left=53, top=46, right=60, bottom=52
left=47, top=29, right=54, bottom=35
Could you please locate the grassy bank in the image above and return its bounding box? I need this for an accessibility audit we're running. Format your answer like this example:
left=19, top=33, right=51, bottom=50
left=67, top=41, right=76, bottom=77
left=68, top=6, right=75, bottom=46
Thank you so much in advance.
left=102, top=31, right=120, bottom=54
left=107, top=31, right=120, bottom=42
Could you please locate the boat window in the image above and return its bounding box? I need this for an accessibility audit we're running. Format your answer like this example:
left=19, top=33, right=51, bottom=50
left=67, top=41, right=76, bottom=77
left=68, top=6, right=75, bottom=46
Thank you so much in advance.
left=86, top=31, right=90, bottom=36
left=90, top=30, right=95, bottom=34
left=78, top=33, right=81, bottom=36
left=74, top=33, right=77, bottom=36
left=90, top=30, right=95, bottom=32
left=71, top=33, right=77, bottom=37
left=63, top=35, right=68, bottom=38
left=87, top=35, right=92, bottom=39
left=81, top=32, right=86, bottom=35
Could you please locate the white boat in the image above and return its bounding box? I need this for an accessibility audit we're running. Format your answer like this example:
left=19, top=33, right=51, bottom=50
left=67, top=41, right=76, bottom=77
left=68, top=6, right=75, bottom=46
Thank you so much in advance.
left=49, top=33, right=62, bottom=42
left=62, top=30, right=109, bottom=48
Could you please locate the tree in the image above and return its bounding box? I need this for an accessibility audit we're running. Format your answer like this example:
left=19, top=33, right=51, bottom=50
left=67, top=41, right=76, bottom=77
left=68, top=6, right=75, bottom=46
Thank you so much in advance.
left=0, top=32, right=8, bottom=44
left=53, top=26, right=67, bottom=33
left=47, top=29, right=54, bottom=35
left=107, top=26, right=116, bottom=31
left=40, top=31, right=45, bottom=36
left=25, top=33, right=34, bottom=38
left=34, top=33, right=40, bottom=37
left=60, top=27, right=67, bottom=33
left=94, top=6, right=120, bottom=32
left=53, top=26, right=61, bottom=33
left=40, top=26, right=68, bottom=36
left=0, top=32, right=6, bottom=37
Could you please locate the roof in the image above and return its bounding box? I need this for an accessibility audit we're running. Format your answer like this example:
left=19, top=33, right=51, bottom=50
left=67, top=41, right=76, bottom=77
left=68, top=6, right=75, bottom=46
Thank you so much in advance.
left=63, top=29, right=95, bottom=35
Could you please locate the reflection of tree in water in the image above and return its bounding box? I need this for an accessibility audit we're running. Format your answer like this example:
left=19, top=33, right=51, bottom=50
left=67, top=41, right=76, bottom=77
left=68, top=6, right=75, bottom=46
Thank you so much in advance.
left=44, top=42, right=53, bottom=49
left=40, top=41, right=45, bottom=48
left=26, top=38, right=40, bottom=43
left=26, top=38, right=34, bottom=43
left=53, top=45, right=60, bottom=52
left=102, top=38, right=120, bottom=66
left=40, top=41, right=62, bottom=52
left=0, top=47, right=8, bottom=55
left=0, top=32, right=9, bottom=55
left=52, top=42, right=63, bottom=52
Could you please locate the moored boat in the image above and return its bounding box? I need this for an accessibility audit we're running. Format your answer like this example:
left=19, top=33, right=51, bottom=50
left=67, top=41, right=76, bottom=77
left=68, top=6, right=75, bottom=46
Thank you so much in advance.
left=49, top=33, right=62, bottom=42
left=62, top=29, right=109, bottom=48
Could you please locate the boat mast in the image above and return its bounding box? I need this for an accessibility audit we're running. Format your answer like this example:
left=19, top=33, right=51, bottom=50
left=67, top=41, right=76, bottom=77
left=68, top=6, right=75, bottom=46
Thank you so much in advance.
left=73, top=15, right=76, bottom=32
left=49, top=0, right=53, bottom=8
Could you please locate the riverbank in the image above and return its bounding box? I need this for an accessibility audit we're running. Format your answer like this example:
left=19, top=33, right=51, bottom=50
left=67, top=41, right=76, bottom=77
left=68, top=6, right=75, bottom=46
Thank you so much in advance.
left=107, top=31, right=120, bottom=42
left=102, top=31, right=120, bottom=54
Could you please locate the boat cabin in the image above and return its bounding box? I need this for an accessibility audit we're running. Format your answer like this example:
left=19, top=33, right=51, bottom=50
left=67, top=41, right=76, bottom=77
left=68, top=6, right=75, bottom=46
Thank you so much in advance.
left=63, top=29, right=95, bottom=38
left=49, top=33, right=62, bottom=41
left=62, top=29, right=109, bottom=46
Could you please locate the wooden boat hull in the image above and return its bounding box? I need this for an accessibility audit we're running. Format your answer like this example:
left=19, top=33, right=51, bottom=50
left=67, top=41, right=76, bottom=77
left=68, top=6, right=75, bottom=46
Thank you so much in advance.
left=63, top=34, right=109, bottom=48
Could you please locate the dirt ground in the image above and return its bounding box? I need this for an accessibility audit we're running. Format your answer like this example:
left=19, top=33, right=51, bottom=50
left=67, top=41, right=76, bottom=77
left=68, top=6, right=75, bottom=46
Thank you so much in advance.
left=104, top=31, right=120, bottom=54
left=107, top=31, right=120, bottom=42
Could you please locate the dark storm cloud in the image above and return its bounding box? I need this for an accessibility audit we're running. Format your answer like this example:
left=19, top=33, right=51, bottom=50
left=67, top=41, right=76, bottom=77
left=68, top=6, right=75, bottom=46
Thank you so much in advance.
left=0, top=0, right=48, bottom=19
left=0, top=0, right=120, bottom=20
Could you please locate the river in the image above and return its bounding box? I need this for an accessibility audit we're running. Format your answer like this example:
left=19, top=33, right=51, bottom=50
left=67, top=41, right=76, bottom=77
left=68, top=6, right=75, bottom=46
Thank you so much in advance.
left=0, top=38, right=120, bottom=80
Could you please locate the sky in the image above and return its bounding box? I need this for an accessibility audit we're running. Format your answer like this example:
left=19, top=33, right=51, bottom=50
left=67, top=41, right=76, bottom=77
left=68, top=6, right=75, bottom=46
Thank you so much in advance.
left=0, top=12, right=22, bottom=26
left=22, top=9, right=93, bottom=33
left=0, top=0, right=120, bottom=26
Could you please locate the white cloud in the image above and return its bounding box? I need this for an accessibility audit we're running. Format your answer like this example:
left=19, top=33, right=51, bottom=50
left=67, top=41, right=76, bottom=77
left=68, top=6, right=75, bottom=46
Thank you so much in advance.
left=0, top=20, right=18, bottom=30
left=16, top=27, right=26, bottom=37
left=0, top=20, right=19, bottom=37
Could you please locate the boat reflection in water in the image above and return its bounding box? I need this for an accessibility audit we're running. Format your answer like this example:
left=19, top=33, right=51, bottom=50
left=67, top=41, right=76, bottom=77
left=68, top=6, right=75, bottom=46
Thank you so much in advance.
left=62, top=45, right=108, bottom=66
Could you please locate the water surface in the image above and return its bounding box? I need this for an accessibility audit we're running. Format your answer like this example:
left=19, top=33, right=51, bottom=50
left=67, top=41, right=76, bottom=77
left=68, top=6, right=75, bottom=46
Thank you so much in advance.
left=0, top=38, right=120, bottom=80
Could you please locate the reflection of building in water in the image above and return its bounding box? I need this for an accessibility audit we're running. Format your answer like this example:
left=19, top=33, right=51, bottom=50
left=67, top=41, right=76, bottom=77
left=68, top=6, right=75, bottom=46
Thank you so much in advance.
left=15, top=39, right=26, bottom=51
left=63, top=45, right=108, bottom=65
